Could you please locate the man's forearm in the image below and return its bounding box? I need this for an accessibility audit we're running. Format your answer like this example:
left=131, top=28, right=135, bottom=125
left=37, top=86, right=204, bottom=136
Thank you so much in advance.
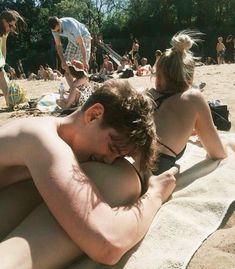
left=79, top=40, right=87, bottom=65
left=56, top=45, right=66, bottom=64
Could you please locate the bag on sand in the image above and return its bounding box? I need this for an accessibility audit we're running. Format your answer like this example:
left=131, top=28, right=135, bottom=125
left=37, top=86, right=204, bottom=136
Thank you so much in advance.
left=120, top=68, right=134, bottom=79
left=208, top=100, right=231, bottom=131
left=7, top=82, right=28, bottom=109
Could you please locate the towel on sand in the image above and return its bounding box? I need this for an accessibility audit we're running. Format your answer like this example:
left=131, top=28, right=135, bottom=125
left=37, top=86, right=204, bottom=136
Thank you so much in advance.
left=36, top=93, right=60, bottom=112
left=72, top=133, right=235, bottom=269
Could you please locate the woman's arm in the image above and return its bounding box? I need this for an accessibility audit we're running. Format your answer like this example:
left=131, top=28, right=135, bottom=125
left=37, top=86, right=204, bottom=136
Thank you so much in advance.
left=1, top=35, right=8, bottom=59
left=193, top=91, right=227, bottom=159
left=57, top=88, right=80, bottom=109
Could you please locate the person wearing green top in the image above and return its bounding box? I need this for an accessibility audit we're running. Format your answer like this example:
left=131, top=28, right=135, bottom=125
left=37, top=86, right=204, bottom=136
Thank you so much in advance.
left=0, top=10, right=25, bottom=105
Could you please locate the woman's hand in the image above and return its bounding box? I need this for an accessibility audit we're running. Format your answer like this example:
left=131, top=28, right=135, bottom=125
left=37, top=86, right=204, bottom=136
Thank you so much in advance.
left=149, top=167, right=178, bottom=202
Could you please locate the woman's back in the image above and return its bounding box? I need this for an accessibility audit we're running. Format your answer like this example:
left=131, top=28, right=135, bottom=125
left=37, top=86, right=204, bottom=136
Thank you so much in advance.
left=154, top=89, right=202, bottom=156
left=150, top=30, right=226, bottom=174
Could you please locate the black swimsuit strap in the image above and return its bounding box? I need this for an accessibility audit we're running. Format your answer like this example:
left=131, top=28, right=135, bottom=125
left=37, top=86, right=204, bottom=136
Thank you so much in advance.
left=157, top=140, right=178, bottom=156
left=154, top=91, right=176, bottom=109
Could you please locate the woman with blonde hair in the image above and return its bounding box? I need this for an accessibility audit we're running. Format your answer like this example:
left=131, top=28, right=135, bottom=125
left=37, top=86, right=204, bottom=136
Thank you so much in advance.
left=149, top=30, right=227, bottom=175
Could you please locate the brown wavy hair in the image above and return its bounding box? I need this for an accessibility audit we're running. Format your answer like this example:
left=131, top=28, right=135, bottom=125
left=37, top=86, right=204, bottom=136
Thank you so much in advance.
left=82, top=79, right=158, bottom=174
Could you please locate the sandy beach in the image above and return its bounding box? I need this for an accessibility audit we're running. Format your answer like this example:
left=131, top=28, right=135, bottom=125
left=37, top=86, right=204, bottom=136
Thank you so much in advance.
left=1, top=63, right=235, bottom=132
left=0, top=63, right=234, bottom=268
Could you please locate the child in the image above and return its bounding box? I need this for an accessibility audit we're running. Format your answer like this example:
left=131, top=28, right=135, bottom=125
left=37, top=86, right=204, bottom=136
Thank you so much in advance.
left=56, top=60, right=93, bottom=109
left=216, top=36, right=226, bottom=64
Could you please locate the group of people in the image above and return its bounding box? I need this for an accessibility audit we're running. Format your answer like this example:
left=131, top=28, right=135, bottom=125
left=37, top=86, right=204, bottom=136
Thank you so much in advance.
left=0, top=9, right=230, bottom=269
left=27, top=64, right=63, bottom=81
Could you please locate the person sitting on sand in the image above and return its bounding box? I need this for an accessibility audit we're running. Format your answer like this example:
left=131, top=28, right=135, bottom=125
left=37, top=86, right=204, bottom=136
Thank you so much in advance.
left=0, top=79, right=176, bottom=268
left=117, top=55, right=131, bottom=73
left=44, top=64, right=58, bottom=80
left=56, top=60, right=93, bottom=109
left=99, top=54, right=114, bottom=74
left=37, top=65, right=47, bottom=80
left=147, top=30, right=227, bottom=175
left=136, top=57, right=152, bottom=76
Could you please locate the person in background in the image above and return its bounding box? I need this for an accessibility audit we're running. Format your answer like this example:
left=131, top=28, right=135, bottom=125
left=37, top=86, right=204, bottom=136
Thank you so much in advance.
left=225, top=34, right=234, bottom=63
left=89, top=51, right=98, bottom=74
left=148, top=30, right=227, bottom=175
left=98, top=54, right=114, bottom=81
left=95, top=32, right=105, bottom=71
left=136, top=57, right=152, bottom=76
left=116, top=55, right=131, bottom=74
left=16, top=59, right=26, bottom=79
left=130, top=38, right=140, bottom=70
left=57, top=60, right=93, bottom=109
left=48, top=16, right=91, bottom=85
left=0, top=10, right=25, bottom=105
left=152, top=49, right=162, bottom=74
left=216, top=36, right=226, bottom=64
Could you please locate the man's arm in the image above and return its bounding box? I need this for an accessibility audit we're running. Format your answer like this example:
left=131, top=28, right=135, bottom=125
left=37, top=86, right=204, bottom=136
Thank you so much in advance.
left=26, top=132, right=176, bottom=265
left=76, top=36, right=88, bottom=70
left=54, top=36, right=69, bottom=72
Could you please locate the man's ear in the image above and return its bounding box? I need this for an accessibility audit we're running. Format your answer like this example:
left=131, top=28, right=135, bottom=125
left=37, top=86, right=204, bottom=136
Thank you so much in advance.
left=84, top=103, right=104, bottom=123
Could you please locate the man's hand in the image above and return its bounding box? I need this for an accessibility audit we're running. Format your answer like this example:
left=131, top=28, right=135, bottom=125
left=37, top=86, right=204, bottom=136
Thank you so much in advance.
left=149, top=167, right=178, bottom=202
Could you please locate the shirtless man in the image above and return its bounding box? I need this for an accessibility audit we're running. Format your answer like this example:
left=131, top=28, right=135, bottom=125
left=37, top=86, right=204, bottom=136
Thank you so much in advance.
left=0, top=80, right=176, bottom=268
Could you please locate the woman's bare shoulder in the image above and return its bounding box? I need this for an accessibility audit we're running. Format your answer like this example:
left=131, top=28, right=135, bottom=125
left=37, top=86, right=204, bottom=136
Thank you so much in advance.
left=181, top=88, right=205, bottom=103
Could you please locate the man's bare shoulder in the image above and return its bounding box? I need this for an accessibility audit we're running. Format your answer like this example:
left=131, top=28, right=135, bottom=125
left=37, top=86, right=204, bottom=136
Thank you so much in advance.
left=1, top=116, right=58, bottom=135
left=0, top=117, right=61, bottom=166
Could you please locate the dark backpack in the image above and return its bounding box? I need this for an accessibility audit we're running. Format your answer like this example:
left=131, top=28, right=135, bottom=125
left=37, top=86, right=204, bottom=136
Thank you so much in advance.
left=120, top=68, right=134, bottom=78
left=208, top=101, right=231, bottom=131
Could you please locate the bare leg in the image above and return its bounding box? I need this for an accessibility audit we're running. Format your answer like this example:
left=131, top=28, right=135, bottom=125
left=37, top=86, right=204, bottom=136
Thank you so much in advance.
left=0, top=159, right=140, bottom=268
left=0, top=180, right=42, bottom=240
left=1, top=203, right=82, bottom=269
left=0, top=70, right=8, bottom=104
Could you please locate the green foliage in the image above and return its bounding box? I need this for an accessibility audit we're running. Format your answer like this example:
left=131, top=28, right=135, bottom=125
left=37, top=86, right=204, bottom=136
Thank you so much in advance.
left=0, top=0, right=234, bottom=73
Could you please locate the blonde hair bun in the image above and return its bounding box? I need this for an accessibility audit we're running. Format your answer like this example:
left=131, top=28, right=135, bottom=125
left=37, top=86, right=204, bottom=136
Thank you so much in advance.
left=171, top=32, right=194, bottom=52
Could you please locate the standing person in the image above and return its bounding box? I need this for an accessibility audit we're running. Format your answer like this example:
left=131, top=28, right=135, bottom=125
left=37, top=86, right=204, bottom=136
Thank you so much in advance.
left=0, top=79, right=177, bottom=268
left=48, top=16, right=91, bottom=84
left=130, top=38, right=140, bottom=70
left=0, top=10, right=25, bottom=105
left=216, top=36, right=226, bottom=64
left=16, top=59, right=26, bottom=79
left=95, top=32, right=105, bottom=71
left=147, top=31, right=227, bottom=175
left=152, top=49, right=162, bottom=74
left=225, top=34, right=234, bottom=63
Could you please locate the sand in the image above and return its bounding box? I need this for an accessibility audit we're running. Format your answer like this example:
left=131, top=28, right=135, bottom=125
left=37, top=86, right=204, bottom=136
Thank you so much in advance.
left=0, top=63, right=235, bottom=268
